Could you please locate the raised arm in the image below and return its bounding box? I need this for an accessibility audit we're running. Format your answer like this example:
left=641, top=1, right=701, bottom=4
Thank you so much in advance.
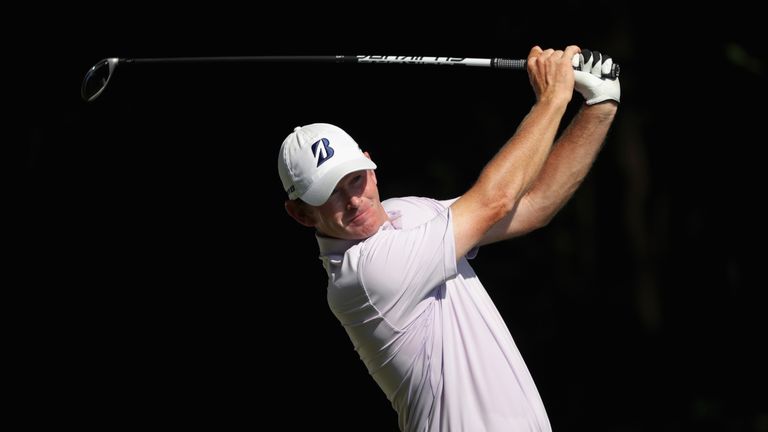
left=450, top=45, right=580, bottom=260
left=479, top=102, right=617, bottom=245
left=479, top=50, right=621, bottom=245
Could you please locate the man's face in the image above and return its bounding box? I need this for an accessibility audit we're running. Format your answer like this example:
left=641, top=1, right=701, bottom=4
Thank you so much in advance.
left=309, top=169, right=388, bottom=240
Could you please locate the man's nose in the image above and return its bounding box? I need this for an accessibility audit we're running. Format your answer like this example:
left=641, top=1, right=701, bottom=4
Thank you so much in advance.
left=347, top=193, right=362, bottom=209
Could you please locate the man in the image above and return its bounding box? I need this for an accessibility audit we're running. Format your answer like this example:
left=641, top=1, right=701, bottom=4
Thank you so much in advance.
left=277, top=45, right=619, bottom=431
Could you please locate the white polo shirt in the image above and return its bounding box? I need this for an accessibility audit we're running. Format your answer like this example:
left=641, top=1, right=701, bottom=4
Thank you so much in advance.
left=317, top=196, right=551, bottom=432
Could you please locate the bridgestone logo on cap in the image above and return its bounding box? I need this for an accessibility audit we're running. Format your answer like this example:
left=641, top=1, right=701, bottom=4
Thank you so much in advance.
left=312, top=138, right=335, bottom=167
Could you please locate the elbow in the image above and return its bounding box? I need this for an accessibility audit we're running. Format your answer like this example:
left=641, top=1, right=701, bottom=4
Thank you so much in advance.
left=482, top=198, right=515, bottom=227
left=519, top=211, right=553, bottom=235
left=495, top=191, right=521, bottom=221
left=520, top=195, right=558, bottom=232
left=533, top=212, right=555, bottom=230
left=464, top=179, right=522, bottom=229
left=471, top=185, right=518, bottom=222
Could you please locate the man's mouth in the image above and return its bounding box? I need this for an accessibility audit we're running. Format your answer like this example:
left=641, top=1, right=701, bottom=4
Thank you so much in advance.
left=347, top=207, right=370, bottom=226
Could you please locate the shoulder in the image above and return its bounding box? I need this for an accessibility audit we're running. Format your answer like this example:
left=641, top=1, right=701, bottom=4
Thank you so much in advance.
left=380, top=196, right=447, bottom=229
left=382, top=196, right=455, bottom=213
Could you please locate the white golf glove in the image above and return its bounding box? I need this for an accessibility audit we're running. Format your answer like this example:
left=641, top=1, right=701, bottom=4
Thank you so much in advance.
left=572, top=49, right=620, bottom=105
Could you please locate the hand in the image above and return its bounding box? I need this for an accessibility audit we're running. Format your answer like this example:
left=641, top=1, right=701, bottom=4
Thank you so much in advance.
left=527, top=45, right=581, bottom=103
left=572, top=49, right=621, bottom=105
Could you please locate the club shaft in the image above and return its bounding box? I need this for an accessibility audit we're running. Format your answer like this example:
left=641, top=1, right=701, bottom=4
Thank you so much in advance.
left=83, top=53, right=621, bottom=102
left=124, top=55, right=520, bottom=69
left=122, top=55, right=618, bottom=78
left=127, top=56, right=352, bottom=64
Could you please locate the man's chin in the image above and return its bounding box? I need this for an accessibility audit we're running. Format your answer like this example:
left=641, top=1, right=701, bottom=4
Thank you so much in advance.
left=348, top=223, right=381, bottom=240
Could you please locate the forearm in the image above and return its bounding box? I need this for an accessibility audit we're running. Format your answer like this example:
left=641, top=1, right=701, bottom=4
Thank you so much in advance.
left=472, top=98, right=569, bottom=208
left=478, top=102, right=616, bottom=245
left=455, top=98, right=569, bottom=251
left=526, top=101, right=617, bottom=219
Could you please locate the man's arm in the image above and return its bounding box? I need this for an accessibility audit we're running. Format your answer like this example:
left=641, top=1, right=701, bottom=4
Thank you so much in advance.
left=479, top=101, right=618, bottom=245
left=450, top=45, right=579, bottom=260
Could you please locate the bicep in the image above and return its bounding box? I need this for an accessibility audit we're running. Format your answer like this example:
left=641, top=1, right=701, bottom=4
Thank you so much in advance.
left=450, top=191, right=507, bottom=260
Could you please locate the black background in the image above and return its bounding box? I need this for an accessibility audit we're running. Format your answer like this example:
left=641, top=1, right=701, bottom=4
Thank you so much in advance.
left=22, top=4, right=767, bottom=431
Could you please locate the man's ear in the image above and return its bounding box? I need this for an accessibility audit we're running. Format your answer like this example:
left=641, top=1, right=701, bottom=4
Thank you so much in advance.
left=285, top=200, right=316, bottom=227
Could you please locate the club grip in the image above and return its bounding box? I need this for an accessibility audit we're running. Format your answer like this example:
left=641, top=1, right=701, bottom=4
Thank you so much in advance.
left=492, top=58, right=527, bottom=70
left=492, top=57, right=620, bottom=79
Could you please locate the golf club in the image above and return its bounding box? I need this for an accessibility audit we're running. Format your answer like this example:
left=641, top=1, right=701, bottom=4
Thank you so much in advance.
left=81, top=54, right=620, bottom=102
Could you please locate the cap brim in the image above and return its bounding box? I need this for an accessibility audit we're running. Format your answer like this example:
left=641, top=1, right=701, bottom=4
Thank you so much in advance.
left=300, top=157, right=377, bottom=206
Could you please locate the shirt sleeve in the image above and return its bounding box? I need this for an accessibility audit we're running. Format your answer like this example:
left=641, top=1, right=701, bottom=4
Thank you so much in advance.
left=438, top=196, right=479, bottom=259
left=357, top=206, right=458, bottom=323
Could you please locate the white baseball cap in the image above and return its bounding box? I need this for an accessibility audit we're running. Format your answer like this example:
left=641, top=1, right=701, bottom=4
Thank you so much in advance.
left=278, top=123, right=377, bottom=206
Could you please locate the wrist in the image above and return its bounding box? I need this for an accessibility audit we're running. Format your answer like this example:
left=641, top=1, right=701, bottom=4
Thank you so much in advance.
left=581, top=100, right=618, bottom=118
left=534, top=95, right=571, bottom=112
